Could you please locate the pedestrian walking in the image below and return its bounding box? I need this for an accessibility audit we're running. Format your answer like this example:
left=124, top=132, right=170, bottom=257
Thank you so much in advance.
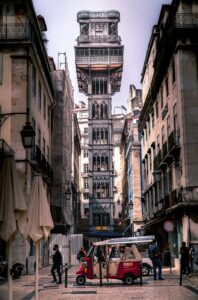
left=180, top=241, right=190, bottom=277
left=148, top=239, right=164, bottom=280
left=77, top=247, right=86, bottom=262
left=51, top=244, right=62, bottom=284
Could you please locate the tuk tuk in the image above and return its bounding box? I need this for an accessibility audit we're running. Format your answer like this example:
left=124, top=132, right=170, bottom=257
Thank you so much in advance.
left=76, top=236, right=143, bottom=286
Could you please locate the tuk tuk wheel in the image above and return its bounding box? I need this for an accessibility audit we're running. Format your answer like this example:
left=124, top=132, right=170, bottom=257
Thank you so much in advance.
left=142, top=263, right=151, bottom=276
left=124, top=274, right=134, bottom=285
left=76, top=275, right=86, bottom=286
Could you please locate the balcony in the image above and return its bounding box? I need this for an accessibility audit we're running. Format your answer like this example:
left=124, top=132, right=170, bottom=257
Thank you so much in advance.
left=75, top=55, right=123, bottom=66
left=168, top=130, right=180, bottom=155
left=175, top=13, right=198, bottom=28
left=31, top=145, right=53, bottom=180
left=0, top=23, right=32, bottom=40
left=77, top=35, right=121, bottom=44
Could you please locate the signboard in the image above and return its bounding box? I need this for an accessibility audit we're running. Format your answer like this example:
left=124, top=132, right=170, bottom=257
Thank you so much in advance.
left=163, top=220, right=175, bottom=232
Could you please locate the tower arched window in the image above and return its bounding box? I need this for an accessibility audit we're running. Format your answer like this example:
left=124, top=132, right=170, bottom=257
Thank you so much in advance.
left=92, top=104, right=95, bottom=118
left=105, top=104, right=108, bottom=118
left=100, top=104, right=104, bottom=119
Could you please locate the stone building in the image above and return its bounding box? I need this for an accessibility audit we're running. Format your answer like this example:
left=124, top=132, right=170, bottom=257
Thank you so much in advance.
left=75, top=10, right=124, bottom=238
left=0, top=0, right=54, bottom=268
left=51, top=65, right=75, bottom=235
left=121, top=85, right=143, bottom=236
left=139, top=0, right=198, bottom=267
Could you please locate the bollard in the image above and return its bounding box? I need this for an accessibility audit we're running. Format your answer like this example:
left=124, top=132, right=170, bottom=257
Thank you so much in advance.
left=99, top=261, right=103, bottom=287
left=179, top=262, right=182, bottom=286
left=65, top=263, right=68, bottom=288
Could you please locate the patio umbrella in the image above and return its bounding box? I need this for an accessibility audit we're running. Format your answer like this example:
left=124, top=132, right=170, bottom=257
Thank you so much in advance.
left=0, top=156, right=28, bottom=300
left=27, top=175, right=54, bottom=300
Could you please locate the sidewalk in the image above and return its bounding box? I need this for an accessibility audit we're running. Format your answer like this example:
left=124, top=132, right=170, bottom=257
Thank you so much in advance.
left=0, top=266, right=198, bottom=300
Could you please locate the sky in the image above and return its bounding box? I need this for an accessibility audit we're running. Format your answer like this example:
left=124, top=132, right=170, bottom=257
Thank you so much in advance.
left=33, top=0, right=172, bottom=109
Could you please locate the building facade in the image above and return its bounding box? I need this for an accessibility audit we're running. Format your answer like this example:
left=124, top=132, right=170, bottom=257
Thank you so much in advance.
left=51, top=66, right=75, bottom=235
left=121, top=85, right=143, bottom=236
left=139, top=0, right=198, bottom=266
left=0, top=0, right=54, bottom=268
left=75, top=10, right=124, bottom=237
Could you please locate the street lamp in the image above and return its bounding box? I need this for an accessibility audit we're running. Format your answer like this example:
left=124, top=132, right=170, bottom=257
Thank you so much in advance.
left=0, top=112, right=35, bottom=148
left=20, top=122, right=35, bottom=148
left=65, top=187, right=71, bottom=201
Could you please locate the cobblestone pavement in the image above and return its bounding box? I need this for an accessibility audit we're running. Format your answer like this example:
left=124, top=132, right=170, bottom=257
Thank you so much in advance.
left=0, top=266, right=198, bottom=300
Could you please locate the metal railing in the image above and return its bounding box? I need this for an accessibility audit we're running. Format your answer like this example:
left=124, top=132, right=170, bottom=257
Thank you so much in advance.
left=175, top=13, right=198, bottom=28
left=76, top=55, right=123, bottom=64
left=77, top=35, right=121, bottom=44
left=0, top=23, right=32, bottom=40
left=31, top=145, right=53, bottom=178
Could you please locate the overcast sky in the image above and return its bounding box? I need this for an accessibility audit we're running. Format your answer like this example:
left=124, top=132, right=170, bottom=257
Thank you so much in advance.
left=33, top=0, right=172, bottom=108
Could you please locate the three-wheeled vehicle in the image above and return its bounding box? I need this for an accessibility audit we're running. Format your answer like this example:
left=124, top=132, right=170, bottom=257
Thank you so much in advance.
left=76, top=236, right=143, bottom=286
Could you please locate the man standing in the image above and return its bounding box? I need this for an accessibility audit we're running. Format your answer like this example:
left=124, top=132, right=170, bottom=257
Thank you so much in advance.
left=180, top=241, right=190, bottom=277
left=51, top=244, right=62, bottom=284
left=148, top=239, right=164, bottom=280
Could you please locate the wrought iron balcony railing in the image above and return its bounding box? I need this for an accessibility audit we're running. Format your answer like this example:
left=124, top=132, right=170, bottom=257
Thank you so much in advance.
left=77, top=35, right=121, bottom=44
left=0, top=23, right=32, bottom=40
left=76, top=55, right=123, bottom=65
left=175, top=13, right=198, bottom=28
left=168, top=130, right=180, bottom=153
left=31, top=145, right=53, bottom=178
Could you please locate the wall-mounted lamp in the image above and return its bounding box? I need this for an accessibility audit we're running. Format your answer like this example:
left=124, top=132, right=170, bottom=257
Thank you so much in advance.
left=117, top=198, right=121, bottom=205
left=0, top=112, right=35, bottom=148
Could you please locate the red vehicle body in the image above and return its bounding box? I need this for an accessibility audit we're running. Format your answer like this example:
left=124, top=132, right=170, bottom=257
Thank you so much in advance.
left=76, top=238, right=142, bottom=286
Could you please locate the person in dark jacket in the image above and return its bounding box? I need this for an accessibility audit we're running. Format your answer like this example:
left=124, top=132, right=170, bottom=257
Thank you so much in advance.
left=148, top=239, right=164, bottom=280
left=51, top=244, right=62, bottom=284
left=180, top=241, right=190, bottom=277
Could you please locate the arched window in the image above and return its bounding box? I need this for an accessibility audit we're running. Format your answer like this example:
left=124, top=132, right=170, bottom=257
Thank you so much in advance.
left=100, top=104, right=104, bottom=119
left=92, top=104, right=95, bottom=118
left=105, top=104, right=108, bottom=118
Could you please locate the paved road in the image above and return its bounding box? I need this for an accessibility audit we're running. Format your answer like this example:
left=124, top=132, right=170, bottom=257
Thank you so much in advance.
left=0, top=266, right=198, bottom=300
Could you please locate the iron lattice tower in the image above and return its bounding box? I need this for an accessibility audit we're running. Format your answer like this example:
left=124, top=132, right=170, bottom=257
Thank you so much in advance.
left=75, top=10, right=124, bottom=234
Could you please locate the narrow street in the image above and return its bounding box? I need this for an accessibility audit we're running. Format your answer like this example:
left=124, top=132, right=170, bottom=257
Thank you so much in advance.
left=0, top=266, right=198, bottom=300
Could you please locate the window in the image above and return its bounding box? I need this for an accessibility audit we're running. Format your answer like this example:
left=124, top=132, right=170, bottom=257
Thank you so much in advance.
left=32, top=65, right=36, bottom=98
left=38, top=82, right=42, bottom=110
left=83, top=149, right=89, bottom=158
left=155, top=101, right=159, bottom=119
left=151, top=110, right=154, bottom=128
left=42, top=138, right=45, bottom=155
left=160, top=88, right=163, bottom=109
left=93, top=213, right=110, bottom=226
left=83, top=163, right=88, bottom=173
left=173, top=103, right=177, bottom=131
left=84, top=127, right=88, bottom=135
left=161, top=126, right=165, bottom=145
left=157, top=135, right=160, bottom=153
left=165, top=77, right=169, bottom=97
left=83, top=193, right=89, bottom=200
left=43, top=95, right=46, bottom=119
left=172, top=59, right=176, bottom=84
left=147, top=118, right=150, bottom=135
left=38, top=128, right=41, bottom=148
left=167, top=116, right=170, bottom=137
left=83, top=178, right=89, bottom=189
left=47, top=146, right=49, bottom=161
